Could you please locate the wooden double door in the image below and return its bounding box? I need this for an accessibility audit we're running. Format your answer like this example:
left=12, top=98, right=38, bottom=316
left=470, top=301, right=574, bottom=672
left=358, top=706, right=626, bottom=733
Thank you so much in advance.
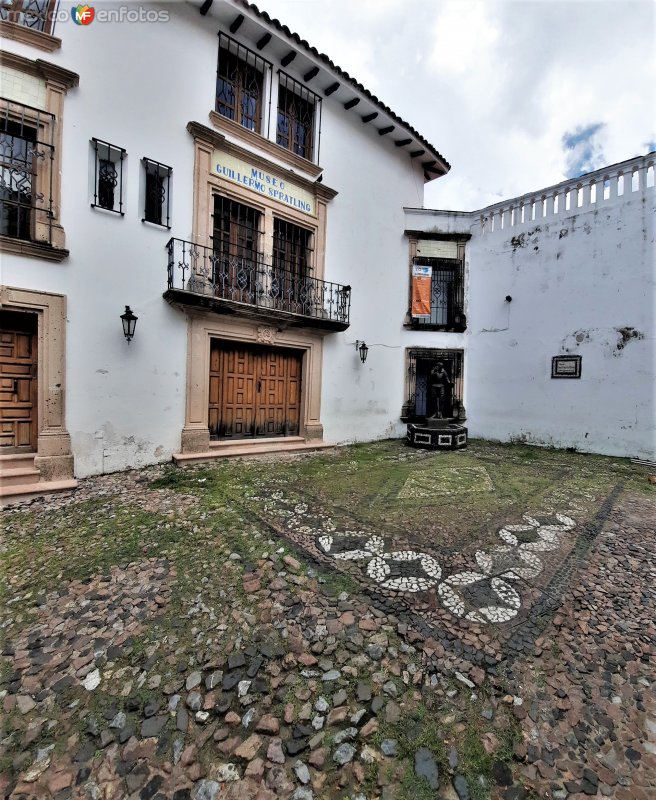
left=0, top=311, right=38, bottom=451
left=209, top=341, right=302, bottom=439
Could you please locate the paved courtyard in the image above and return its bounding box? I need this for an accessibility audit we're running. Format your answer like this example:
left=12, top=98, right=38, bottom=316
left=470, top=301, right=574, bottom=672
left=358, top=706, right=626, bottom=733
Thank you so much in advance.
left=1, top=440, right=655, bottom=800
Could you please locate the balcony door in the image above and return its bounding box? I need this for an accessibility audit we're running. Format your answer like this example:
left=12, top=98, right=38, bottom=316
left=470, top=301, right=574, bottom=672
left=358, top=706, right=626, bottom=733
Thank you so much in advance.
left=211, top=195, right=262, bottom=303
left=209, top=340, right=302, bottom=439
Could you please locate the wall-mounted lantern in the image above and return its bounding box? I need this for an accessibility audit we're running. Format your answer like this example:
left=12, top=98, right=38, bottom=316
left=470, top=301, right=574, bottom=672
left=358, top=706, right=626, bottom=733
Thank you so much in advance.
left=120, top=305, right=138, bottom=343
left=355, top=340, right=369, bottom=364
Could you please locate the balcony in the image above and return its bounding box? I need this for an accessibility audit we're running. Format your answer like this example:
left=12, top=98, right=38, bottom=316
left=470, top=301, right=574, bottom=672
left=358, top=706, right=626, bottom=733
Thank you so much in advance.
left=164, top=238, right=351, bottom=332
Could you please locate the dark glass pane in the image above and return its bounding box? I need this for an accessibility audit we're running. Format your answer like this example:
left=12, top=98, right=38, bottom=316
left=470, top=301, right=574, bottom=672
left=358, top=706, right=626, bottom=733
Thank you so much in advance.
left=216, top=78, right=236, bottom=121
left=276, top=111, right=289, bottom=149
left=144, top=167, right=164, bottom=225
left=98, top=158, right=117, bottom=210
left=21, top=0, right=51, bottom=31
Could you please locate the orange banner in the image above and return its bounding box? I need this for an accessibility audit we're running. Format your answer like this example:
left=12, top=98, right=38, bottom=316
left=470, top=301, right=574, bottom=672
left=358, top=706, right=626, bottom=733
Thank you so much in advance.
left=411, top=266, right=432, bottom=317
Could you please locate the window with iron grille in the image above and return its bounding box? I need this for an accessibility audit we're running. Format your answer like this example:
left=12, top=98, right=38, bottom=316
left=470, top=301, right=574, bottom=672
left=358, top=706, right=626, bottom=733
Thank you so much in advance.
left=273, top=218, right=313, bottom=278
left=411, top=256, right=466, bottom=331
left=142, top=157, right=171, bottom=228
left=0, top=0, right=56, bottom=33
left=402, top=349, right=464, bottom=422
left=276, top=72, right=321, bottom=162
left=211, top=194, right=263, bottom=302
left=216, top=34, right=268, bottom=133
left=91, top=139, right=125, bottom=215
left=0, top=100, right=55, bottom=243
left=272, top=217, right=313, bottom=307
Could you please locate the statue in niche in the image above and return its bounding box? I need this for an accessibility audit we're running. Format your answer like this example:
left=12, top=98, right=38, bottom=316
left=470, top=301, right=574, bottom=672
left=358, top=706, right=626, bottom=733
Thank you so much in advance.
left=428, top=361, right=452, bottom=419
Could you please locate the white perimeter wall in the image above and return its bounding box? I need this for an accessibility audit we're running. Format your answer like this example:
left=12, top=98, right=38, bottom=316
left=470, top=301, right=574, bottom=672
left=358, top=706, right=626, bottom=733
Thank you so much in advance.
left=408, top=172, right=656, bottom=460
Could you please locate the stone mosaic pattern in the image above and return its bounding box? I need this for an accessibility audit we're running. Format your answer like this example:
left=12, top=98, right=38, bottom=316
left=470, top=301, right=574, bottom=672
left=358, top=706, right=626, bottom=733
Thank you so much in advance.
left=398, top=465, right=494, bottom=498
left=1, top=442, right=653, bottom=800
left=242, top=480, right=610, bottom=666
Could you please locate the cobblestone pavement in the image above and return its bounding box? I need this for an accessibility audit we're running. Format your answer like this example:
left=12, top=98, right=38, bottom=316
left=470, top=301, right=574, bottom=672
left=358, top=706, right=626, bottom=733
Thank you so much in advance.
left=1, top=441, right=654, bottom=800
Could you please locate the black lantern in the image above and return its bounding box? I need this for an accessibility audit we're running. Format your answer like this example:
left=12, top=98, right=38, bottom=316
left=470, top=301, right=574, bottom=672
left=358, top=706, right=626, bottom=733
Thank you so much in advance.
left=357, top=340, right=369, bottom=364
left=120, top=305, right=138, bottom=343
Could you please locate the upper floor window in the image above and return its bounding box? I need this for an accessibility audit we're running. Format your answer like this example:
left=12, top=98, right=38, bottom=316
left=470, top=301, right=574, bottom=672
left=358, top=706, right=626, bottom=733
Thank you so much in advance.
left=142, top=157, right=171, bottom=229
left=412, top=257, right=466, bottom=330
left=0, top=100, right=54, bottom=243
left=210, top=194, right=263, bottom=303
left=0, top=0, right=55, bottom=33
left=216, top=33, right=269, bottom=134
left=276, top=73, right=321, bottom=162
left=91, top=139, right=125, bottom=215
left=273, top=218, right=313, bottom=280
left=409, top=245, right=466, bottom=332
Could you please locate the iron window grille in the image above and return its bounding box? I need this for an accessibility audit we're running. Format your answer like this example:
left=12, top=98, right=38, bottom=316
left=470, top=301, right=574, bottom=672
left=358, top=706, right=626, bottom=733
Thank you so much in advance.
left=411, top=256, right=466, bottom=331
left=272, top=217, right=314, bottom=308
left=0, top=0, right=57, bottom=34
left=91, top=138, right=125, bottom=215
left=216, top=33, right=271, bottom=134
left=273, top=217, right=313, bottom=277
left=210, top=194, right=263, bottom=302
left=142, top=157, right=171, bottom=229
left=402, top=348, right=464, bottom=422
left=277, top=71, right=322, bottom=163
left=0, top=99, right=55, bottom=244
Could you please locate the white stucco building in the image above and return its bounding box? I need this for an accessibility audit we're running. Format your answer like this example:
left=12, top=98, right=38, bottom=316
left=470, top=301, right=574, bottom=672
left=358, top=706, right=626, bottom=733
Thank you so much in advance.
left=0, top=0, right=653, bottom=503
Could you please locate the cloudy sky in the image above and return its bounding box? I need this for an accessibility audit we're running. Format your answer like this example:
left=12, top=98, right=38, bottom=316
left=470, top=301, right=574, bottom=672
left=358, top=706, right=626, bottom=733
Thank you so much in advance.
left=257, top=0, right=656, bottom=210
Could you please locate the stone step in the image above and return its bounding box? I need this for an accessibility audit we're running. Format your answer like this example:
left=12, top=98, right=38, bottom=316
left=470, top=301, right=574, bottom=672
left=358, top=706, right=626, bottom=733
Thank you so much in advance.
left=0, top=478, right=78, bottom=508
left=0, top=452, right=36, bottom=471
left=0, top=467, right=42, bottom=488
left=173, top=440, right=333, bottom=465
left=209, top=436, right=306, bottom=449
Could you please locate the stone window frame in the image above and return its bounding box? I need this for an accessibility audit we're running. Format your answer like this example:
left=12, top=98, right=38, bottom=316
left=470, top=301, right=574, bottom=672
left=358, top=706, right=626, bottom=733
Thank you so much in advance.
left=187, top=122, right=334, bottom=282
left=401, top=347, right=466, bottom=422
left=403, top=232, right=469, bottom=332
left=0, top=52, right=79, bottom=261
left=177, top=121, right=338, bottom=455
left=0, top=0, right=61, bottom=52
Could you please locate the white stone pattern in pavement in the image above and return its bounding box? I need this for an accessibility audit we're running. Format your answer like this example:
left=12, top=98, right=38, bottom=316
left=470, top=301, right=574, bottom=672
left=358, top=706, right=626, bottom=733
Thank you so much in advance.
left=252, top=488, right=582, bottom=625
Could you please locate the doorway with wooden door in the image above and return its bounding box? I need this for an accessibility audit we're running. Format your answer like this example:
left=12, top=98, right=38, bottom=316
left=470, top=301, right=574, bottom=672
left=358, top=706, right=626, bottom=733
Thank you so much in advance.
left=0, top=310, right=38, bottom=452
left=209, top=340, right=302, bottom=440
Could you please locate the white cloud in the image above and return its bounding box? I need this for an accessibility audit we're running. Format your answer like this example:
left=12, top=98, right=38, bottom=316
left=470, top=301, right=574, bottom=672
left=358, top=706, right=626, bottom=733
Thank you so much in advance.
left=258, top=0, right=656, bottom=210
left=429, top=0, right=501, bottom=77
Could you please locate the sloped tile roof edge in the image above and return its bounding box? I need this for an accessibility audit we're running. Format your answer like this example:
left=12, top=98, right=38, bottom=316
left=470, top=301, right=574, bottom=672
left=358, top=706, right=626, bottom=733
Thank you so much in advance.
left=236, top=0, right=451, bottom=174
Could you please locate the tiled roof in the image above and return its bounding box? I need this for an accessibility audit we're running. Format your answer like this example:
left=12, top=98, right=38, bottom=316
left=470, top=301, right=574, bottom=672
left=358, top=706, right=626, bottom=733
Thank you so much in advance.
left=236, top=0, right=451, bottom=175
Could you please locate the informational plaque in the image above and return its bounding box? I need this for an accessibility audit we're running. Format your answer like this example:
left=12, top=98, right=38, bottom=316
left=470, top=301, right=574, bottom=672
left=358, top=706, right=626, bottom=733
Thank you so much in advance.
left=551, top=355, right=582, bottom=378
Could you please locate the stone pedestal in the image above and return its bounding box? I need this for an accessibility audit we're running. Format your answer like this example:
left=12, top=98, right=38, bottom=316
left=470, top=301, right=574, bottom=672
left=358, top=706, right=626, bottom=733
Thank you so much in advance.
left=406, top=419, right=468, bottom=450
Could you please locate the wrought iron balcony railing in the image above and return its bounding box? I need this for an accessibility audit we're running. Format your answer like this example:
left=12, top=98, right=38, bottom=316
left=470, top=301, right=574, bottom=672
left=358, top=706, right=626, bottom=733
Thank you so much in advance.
left=165, top=237, right=351, bottom=330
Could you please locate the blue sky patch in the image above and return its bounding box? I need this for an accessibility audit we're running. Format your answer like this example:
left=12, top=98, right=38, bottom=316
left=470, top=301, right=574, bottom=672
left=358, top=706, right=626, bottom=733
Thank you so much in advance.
left=562, top=122, right=606, bottom=178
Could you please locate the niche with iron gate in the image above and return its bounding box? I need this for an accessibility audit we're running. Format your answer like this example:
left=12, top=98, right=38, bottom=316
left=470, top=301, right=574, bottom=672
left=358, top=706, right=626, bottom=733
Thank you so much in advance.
left=401, top=349, right=464, bottom=422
